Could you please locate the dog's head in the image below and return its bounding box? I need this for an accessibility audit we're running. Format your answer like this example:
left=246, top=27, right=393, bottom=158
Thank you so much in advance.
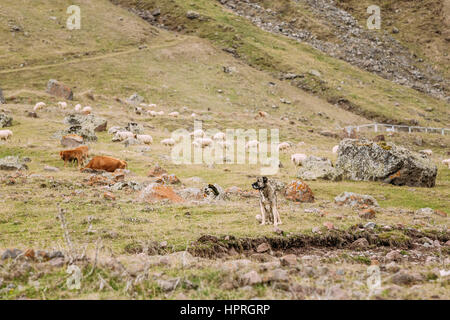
left=252, top=176, right=268, bottom=190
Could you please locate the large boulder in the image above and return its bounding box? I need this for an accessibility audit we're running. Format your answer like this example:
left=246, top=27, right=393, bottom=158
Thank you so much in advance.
left=0, top=156, right=28, bottom=171
left=297, top=156, right=342, bottom=181
left=336, top=139, right=437, bottom=187
left=62, top=114, right=107, bottom=141
left=0, top=113, right=12, bottom=128
left=46, top=79, right=73, bottom=100
left=0, top=88, right=5, bottom=104
left=60, top=134, right=84, bottom=148
left=64, top=114, right=107, bottom=132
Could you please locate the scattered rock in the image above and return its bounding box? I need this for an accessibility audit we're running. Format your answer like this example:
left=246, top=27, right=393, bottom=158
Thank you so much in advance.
left=126, top=93, right=144, bottom=105
left=1, top=248, right=23, bottom=260
left=280, top=254, right=297, bottom=267
left=0, top=88, right=4, bottom=104
left=323, top=222, right=334, bottom=230
left=240, top=270, right=262, bottom=285
left=359, top=208, right=376, bottom=219
left=186, top=11, right=200, bottom=19
left=157, top=278, right=180, bottom=292
left=0, top=156, right=29, bottom=171
left=385, top=250, right=403, bottom=263
left=139, top=183, right=184, bottom=203
left=335, top=191, right=378, bottom=208
left=350, top=238, right=369, bottom=249
left=284, top=180, right=314, bottom=203
left=265, top=268, right=289, bottom=282
left=125, top=122, right=144, bottom=134
left=385, top=262, right=400, bottom=273
left=46, top=79, right=73, bottom=100
left=256, top=243, right=270, bottom=253
left=415, top=207, right=434, bottom=215
left=0, top=113, right=12, bottom=128
left=44, top=165, right=59, bottom=172
left=390, top=271, right=423, bottom=286
left=103, top=192, right=116, bottom=200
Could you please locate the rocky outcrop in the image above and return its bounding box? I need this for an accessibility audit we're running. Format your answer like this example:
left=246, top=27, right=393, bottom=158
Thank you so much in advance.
left=0, top=113, right=12, bottom=128
left=218, top=0, right=447, bottom=99
left=297, top=156, right=342, bottom=181
left=60, top=114, right=107, bottom=141
left=46, top=79, right=73, bottom=100
left=336, top=139, right=437, bottom=187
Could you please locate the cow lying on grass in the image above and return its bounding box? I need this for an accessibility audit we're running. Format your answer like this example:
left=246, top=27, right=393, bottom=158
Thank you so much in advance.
left=81, top=156, right=127, bottom=172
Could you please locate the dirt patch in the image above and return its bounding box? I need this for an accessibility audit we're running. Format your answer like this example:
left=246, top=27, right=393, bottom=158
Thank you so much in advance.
left=187, top=227, right=450, bottom=258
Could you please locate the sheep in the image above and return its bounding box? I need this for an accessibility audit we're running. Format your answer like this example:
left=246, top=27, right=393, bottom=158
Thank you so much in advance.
left=420, top=149, right=433, bottom=156
left=82, top=106, right=92, bottom=115
left=161, top=138, right=175, bottom=146
left=193, top=137, right=213, bottom=148
left=216, top=140, right=231, bottom=149
left=291, top=153, right=307, bottom=166
left=191, top=113, right=197, bottom=118
left=332, top=145, right=339, bottom=154
left=148, top=103, right=157, bottom=108
left=213, top=132, right=225, bottom=141
left=33, top=102, right=46, bottom=111
left=136, top=134, right=153, bottom=145
left=190, top=129, right=205, bottom=138
left=258, top=111, right=268, bottom=118
left=147, top=110, right=157, bottom=117
left=442, top=159, right=450, bottom=168
left=245, top=140, right=259, bottom=150
left=277, top=142, right=291, bottom=151
left=0, top=129, right=13, bottom=141
left=57, top=101, right=67, bottom=109
left=114, top=131, right=135, bottom=141
left=297, top=141, right=305, bottom=147
left=157, top=111, right=164, bottom=116
left=168, top=111, right=179, bottom=117
left=74, top=104, right=82, bottom=112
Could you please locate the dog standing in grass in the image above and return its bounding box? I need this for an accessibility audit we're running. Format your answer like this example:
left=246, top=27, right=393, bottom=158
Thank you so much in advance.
left=252, top=176, right=282, bottom=226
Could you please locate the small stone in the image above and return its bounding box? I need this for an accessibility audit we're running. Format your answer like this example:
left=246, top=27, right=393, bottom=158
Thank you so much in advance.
left=386, top=262, right=400, bottom=273
left=350, top=238, right=369, bottom=249
left=266, top=268, right=289, bottom=282
left=1, top=248, right=22, bottom=260
left=386, top=250, right=402, bottom=263
left=103, top=192, right=116, bottom=200
left=323, top=222, right=334, bottom=230
left=364, top=222, right=376, bottom=229
left=240, top=270, right=262, bottom=285
left=359, top=208, right=376, bottom=219
left=280, top=254, right=297, bottom=267
left=256, top=243, right=270, bottom=253
left=44, top=165, right=59, bottom=172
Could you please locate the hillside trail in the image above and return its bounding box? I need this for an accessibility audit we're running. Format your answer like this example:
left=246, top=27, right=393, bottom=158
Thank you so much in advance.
left=0, top=38, right=184, bottom=75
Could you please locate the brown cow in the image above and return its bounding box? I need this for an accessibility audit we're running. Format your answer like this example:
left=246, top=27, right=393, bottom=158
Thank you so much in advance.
left=82, top=156, right=127, bottom=172
left=60, top=148, right=85, bottom=168
left=74, top=145, right=89, bottom=162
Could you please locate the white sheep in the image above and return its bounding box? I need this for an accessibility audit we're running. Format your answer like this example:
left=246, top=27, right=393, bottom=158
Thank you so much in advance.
left=74, top=104, right=82, bottom=112
left=33, top=102, right=46, bottom=111
left=57, top=101, right=67, bottom=109
left=191, top=113, right=197, bottom=118
left=157, top=111, right=164, bottom=116
left=245, top=140, right=259, bottom=150
left=332, top=145, right=339, bottom=154
left=136, top=134, right=153, bottom=145
left=0, top=130, right=13, bottom=141
left=82, top=106, right=92, bottom=114
left=420, top=149, right=433, bottom=156
left=108, top=126, right=122, bottom=135
left=213, top=132, right=225, bottom=141
left=216, top=140, right=231, bottom=149
left=148, top=103, right=157, bottom=108
left=190, top=129, right=205, bottom=138
left=291, top=153, right=307, bottom=166
left=442, top=159, right=450, bottom=168
left=193, top=137, right=213, bottom=148
left=168, top=111, right=179, bottom=117
left=278, top=142, right=291, bottom=151
left=161, top=138, right=175, bottom=146
left=147, top=110, right=157, bottom=117
left=114, top=131, right=135, bottom=141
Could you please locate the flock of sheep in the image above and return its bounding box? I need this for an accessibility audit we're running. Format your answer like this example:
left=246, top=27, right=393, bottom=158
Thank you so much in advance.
left=2, top=100, right=450, bottom=169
